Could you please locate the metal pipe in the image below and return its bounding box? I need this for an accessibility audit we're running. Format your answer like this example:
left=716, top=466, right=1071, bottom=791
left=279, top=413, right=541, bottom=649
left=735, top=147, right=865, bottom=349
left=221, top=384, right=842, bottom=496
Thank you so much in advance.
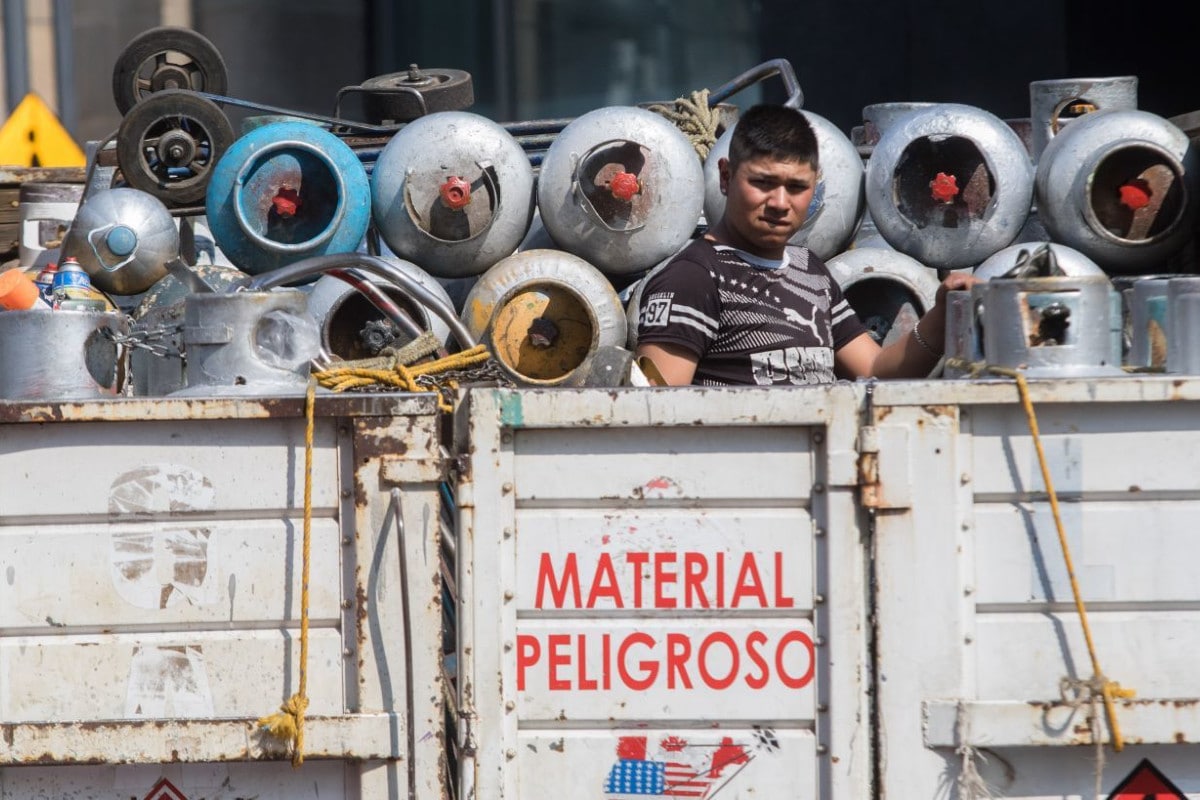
left=51, top=0, right=75, bottom=133
left=502, top=117, right=575, bottom=135
left=708, top=58, right=803, bottom=110
left=3, top=0, right=29, bottom=112
left=240, top=253, right=477, bottom=349
left=327, top=267, right=425, bottom=341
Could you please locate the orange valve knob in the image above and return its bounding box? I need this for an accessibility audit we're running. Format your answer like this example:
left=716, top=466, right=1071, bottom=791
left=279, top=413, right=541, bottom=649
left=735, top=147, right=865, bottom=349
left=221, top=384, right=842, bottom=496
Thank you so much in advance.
left=609, top=171, right=640, bottom=202
left=440, top=176, right=472, bottom=209
left=1118, top=179, right=1152, bottom=211
left=272, top=187, right=302, bottom=217
left=929, top=172, right=959, bottom=203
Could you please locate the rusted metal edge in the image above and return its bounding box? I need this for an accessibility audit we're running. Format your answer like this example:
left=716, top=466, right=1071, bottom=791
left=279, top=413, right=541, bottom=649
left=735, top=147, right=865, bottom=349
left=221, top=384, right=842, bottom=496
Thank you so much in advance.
left=0, top=392, right=440, bottom=424
left=868, top=375, right=1200, bottom=407
left=0, top=713, right=404, bottom=765
left=0, top=166, right=88, bottom=185
left=923, top=698, right=1200, bottom=748
left=482, top=386, right=844, bottom=430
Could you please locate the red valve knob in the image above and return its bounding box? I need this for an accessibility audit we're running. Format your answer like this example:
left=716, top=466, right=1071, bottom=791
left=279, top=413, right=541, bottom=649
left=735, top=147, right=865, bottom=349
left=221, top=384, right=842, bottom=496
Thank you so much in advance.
left=929, top=172, right=959, bottom=203
left=272, top=187, right=301, bottom=217
left=440, top=176, right=472, bottom=209
left=1119, top=179, right=1152, bottom=211
left=610, top=172, right=640, bottom=202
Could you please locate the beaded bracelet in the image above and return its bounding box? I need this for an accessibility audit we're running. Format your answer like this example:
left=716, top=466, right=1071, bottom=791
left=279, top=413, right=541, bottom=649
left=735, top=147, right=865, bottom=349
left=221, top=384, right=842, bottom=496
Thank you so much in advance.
left=912, top=320, right=940, bottom=356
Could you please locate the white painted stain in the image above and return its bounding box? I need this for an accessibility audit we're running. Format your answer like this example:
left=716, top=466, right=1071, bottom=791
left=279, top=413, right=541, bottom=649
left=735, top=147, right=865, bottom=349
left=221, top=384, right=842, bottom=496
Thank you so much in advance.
left=108, top=464, right=221, bottom=610
left=124, top=645, right=215, bottom=718
left=108, top=463, right=216, bottom=516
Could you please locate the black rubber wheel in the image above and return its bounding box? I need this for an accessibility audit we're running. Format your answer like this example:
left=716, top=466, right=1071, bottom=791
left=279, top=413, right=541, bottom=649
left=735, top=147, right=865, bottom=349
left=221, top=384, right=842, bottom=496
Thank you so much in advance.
left=360, top=66, right=474, bottom=123
left=112, top=26, right=228, bottom=114
left=116, top=89, right=234, bottom=206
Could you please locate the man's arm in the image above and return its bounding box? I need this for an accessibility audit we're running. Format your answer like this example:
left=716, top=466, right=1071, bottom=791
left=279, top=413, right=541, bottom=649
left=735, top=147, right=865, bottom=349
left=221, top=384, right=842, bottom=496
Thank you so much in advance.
left=836, top=271, right=979, bottom=379
left=636, top=341, right=700, bottom=386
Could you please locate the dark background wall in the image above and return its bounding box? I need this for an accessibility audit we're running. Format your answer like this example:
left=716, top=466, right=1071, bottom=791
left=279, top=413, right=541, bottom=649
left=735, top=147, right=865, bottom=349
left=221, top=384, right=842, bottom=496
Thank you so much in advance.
left=69, top=0, right=1200, bottom=144
left=755, top=0, right=1197, bottom=133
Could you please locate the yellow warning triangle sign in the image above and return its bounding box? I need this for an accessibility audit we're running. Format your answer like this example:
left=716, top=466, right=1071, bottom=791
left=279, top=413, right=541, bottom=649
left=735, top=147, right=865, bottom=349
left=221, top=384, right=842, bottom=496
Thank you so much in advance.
left=0, top=93, right=85, bottom=167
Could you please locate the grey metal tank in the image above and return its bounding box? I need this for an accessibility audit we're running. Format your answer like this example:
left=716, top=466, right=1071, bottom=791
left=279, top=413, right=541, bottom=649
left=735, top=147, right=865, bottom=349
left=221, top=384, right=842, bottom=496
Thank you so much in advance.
left=0, top=310, right=129, bottom=399
left=960, top=275, right=1124, bottom=378
left=973, top=241, right=1105, bottom=282
left=305, top=255, right=456, bottom=359
left=371, top=111, right=536, bottom=279
left=1034, top=108, right=1199, bottom=274
left=826, top=247, right=940, bottom=348
left=461, top=249, right=627, bottom=386
left=170, top=289, right=321, bottom=395
left=536, top=106, right=704, bottom=277
left=60, top=187, right=179, bottom=295
left=865, top=103, right=1034, bottom=270
left=1028, top=75, right=1138, bottom=164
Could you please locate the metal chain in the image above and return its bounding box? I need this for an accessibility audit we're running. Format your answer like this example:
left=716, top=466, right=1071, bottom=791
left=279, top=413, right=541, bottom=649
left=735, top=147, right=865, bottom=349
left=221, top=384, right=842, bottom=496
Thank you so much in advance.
left=412, top=358, right=515, bottom=390
left=100, top=323, right=185, bottom=359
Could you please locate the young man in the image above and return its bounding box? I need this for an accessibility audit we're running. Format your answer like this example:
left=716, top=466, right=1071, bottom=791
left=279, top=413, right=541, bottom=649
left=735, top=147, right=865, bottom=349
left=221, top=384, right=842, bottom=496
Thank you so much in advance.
left=635, top=103, right=976, bottom=386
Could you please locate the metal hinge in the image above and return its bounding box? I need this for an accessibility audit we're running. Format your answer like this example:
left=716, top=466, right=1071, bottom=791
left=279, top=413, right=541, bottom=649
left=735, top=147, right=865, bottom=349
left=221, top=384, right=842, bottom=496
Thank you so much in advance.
left=857, top=424, right=912, bottom=510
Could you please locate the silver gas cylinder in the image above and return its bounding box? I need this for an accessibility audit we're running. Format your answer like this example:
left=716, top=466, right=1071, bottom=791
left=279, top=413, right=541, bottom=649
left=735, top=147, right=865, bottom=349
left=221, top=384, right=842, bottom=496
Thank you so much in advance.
left=537, top=106, right=704, bottom=276
left=1029, top=76, right=1138, bottom=164
left=860, top=102, right=938, bottom=147
left=60, top=188, right=179, bottom=295
left=371, top=111, right=536, bottom=279
left=172, top=289, right=321, bottom=395
left=1126, top=275, right=1173, bottom=368
left=826, top=247, right=939, bottom=348
left=865, top=103, right=1034, bottom=270
left=973, top=275, right=1124, bottom=377
left=1035, top=108, right=1200, bottom=274
left=461, top=249, right=626, bottom=386
left=1167, top=277, right=1200, bottom=374
left=973, top=241, right=1105, bottom=281
left=305, top=256, right=456, bottom=360
left=702, top=110, right=865, bottom=260
left=0, top=310, right=129, bottom=400
left=974, top=242, right=1123, bottom=362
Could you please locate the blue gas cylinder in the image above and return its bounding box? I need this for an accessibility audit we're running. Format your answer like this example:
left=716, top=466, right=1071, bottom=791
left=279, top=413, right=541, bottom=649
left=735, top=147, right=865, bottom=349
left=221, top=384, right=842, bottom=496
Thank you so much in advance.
left=205, top=121, right=371, bottom=275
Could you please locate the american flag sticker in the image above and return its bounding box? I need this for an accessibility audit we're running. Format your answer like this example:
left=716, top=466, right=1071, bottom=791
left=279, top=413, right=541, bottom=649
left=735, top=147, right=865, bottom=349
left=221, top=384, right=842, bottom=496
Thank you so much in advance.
left=603, top=735, right=753, bottom=799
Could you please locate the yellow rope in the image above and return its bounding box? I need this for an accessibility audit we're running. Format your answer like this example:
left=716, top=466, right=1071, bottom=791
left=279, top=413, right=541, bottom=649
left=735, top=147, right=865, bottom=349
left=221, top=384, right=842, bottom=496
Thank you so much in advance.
left=258, top=376, right=316, bottom=766
left=646, top=88, right=721, bottom=161
left=950, top=359, right=1136, bottom=750
left=313, top=344, right=492, bottom=412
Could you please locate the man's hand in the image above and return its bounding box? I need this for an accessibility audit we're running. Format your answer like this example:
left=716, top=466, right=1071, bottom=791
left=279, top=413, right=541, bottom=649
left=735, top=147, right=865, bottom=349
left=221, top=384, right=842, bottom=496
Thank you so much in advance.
left=934, top=270, right=982, bottom=306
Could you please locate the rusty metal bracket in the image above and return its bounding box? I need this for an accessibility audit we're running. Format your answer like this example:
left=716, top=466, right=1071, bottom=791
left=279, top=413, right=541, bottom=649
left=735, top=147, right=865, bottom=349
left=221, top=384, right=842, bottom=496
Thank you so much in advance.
left=380, top=454, right=449, bottom=485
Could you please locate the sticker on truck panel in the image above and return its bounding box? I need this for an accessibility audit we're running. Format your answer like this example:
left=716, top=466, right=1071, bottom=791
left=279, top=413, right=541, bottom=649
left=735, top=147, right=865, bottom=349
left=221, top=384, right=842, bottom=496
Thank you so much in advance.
left=1106, top=758, right=1185, bottom=799
left=143, top=777, right=188, bottom=800
left=603, top=733, right=771, bottom=798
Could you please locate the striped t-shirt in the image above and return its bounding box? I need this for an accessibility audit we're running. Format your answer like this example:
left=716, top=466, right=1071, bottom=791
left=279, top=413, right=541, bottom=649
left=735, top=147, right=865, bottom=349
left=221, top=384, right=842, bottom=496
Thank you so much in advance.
left=636, top=239, right=867, bottom=386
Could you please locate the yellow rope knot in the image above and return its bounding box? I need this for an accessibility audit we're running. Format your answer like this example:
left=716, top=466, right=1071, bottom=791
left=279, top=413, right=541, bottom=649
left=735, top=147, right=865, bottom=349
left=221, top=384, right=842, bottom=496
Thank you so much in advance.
left=258, top=693, right=310, bottom=766
left=646, top=88, right=721, bottom=161
left=312, top=344, right=493, bottom=411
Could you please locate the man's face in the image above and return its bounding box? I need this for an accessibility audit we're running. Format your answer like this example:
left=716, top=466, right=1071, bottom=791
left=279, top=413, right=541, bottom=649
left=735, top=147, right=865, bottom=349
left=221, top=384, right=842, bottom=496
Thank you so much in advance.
left=718, top=155, right=817, bottom=258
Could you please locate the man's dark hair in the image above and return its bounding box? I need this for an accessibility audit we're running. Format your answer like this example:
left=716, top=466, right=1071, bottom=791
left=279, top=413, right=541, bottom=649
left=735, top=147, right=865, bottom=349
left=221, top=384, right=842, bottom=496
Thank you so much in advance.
left=727, top=104, right=819, bottom=174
